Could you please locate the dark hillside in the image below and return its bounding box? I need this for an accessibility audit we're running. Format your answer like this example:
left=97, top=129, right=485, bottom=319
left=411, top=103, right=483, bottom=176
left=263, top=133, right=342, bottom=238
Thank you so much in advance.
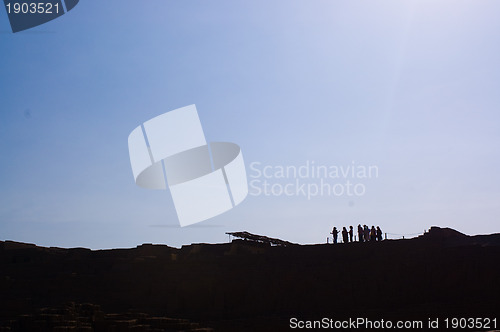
left=1, top=227, right=499, bottom=331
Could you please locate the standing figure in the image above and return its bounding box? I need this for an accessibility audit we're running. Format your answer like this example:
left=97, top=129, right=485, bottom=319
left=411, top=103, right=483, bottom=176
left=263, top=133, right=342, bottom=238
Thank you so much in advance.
left=349, top=226, right=354, bottom=243
left=370, top=226, right=376, bottom=241
left=342, top=227, right=349, bottom=243
left=376, top=226, right=383, bottom=241
left=357, top=224, right=364, bottom=242
left=331, top=227, right=339, bottom=244
left=364, top=225, right=370, bottom=243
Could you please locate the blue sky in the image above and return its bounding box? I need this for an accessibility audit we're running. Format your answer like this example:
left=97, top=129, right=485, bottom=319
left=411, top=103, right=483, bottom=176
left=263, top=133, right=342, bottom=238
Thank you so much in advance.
left=1, top=0, right=499, bottom=249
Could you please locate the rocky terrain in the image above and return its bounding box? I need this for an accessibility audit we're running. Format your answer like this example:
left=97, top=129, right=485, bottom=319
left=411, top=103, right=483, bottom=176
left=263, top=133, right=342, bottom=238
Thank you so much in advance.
left=1, top=226, right=499, bottom=331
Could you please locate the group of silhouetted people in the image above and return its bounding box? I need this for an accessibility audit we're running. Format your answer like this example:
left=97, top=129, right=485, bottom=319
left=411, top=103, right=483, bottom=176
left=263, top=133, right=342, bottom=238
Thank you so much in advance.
left=330, top=224, right=383, bottom=244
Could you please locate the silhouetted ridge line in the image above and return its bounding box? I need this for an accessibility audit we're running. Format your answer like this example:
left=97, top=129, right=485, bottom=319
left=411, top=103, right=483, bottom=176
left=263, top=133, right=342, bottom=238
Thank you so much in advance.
left=1, top=226, right=499, bottom=332
left=226, top=231, right=296, bottom=247
left=421, top=226, right=467, bottom=238
left=418, top=226, right=500, bottom=247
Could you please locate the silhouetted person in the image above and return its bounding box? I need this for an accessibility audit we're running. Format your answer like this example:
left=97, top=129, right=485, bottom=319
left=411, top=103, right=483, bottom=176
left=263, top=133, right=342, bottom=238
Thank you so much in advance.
left=370, top=226, right=376, bottom=241
left=376, top=226, right=383, bottom=241
left=342, top=227, right=349, bottom=243
left=357, top=224, right=364, bottom=242
left=331, top=227, right=339, bottom=244
left=364, top=225, right=370, bottom=243
left=349, top=226, right=354, bottom=243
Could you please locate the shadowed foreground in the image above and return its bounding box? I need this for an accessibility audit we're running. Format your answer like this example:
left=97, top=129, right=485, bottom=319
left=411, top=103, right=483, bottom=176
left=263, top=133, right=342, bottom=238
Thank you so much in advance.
left=1, top=227, right=499, bottom=331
